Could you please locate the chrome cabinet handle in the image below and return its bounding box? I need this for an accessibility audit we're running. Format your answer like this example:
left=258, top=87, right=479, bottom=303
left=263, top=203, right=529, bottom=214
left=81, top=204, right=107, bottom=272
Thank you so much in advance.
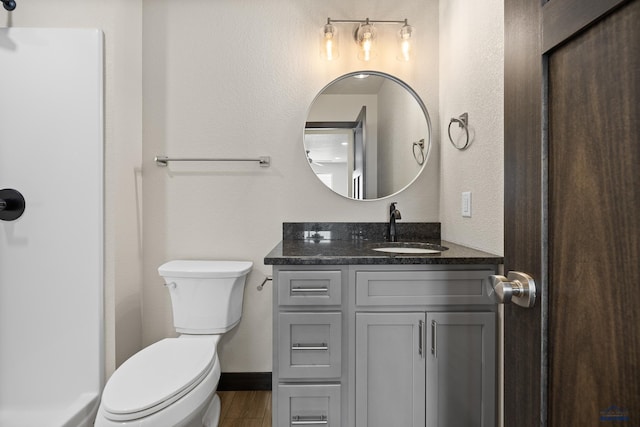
left=418, top=320, right=424, bottom=358
left=291, top=415, right=328, bottom=425
left=486, top=271, right=536, bottom=308
left=291, top=287, right=329, bottom=293
left=291, top=343, right=328, bottom=351
left=431, top=320, right=437, bottom=358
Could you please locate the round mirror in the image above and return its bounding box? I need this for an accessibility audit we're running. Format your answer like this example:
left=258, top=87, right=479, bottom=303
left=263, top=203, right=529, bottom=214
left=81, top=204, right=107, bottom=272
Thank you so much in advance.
left=304, top=71, right=432, bottom=200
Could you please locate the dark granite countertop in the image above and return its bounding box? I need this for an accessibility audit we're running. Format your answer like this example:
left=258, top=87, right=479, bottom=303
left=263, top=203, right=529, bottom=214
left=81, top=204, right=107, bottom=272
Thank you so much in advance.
left=264, top=223, right=503, bottom=266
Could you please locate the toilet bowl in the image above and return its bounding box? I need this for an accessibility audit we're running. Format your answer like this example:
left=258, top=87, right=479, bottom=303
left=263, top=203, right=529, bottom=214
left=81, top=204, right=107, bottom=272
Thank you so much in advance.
left=95, top=260, right=252, bottom=427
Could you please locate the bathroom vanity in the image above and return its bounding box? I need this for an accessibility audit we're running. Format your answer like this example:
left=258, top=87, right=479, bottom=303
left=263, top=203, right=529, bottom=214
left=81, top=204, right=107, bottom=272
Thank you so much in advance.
left=264, top=223, right=503, bottom=427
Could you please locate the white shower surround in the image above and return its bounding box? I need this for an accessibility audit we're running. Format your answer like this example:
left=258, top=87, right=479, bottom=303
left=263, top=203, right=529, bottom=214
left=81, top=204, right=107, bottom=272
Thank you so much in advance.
left=0, top=28, right=104, bottom=426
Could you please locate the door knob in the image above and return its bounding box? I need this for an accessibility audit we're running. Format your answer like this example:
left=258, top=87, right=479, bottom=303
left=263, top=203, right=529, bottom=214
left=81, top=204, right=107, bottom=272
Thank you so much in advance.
left=486, top=271, right=536, bottom=308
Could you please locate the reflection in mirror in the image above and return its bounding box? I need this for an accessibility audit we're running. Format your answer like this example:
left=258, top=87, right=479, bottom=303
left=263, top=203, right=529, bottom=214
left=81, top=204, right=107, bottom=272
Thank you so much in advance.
left=304, top=71, right=431, bottom=200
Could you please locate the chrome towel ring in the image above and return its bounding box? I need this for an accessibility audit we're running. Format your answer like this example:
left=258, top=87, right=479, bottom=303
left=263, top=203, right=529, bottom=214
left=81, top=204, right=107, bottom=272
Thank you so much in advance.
left=412, top=139, right=426, bottom=165
left=448, top=112, right=470, bottom=150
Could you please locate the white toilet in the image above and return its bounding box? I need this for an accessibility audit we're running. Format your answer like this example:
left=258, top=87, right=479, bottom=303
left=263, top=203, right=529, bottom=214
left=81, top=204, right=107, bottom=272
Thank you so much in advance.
left=95, top=260, right=253, bottom=427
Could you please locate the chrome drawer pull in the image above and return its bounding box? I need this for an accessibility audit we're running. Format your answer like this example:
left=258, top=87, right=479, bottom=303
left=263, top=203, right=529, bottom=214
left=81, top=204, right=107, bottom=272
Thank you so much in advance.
left=291, top=287, right=329, bottom=293
left=291, top=343, right=328, bottom=351
left=418, top=320, right=424, bottom=358
left=291, top=415, right=328, bottom=425
left=431, top=320, right=437, bottom=358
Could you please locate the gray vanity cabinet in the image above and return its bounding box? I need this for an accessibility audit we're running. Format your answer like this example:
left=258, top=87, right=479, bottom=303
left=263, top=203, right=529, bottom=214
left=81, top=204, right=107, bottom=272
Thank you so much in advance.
left=272, top=265, right=497, bottom=427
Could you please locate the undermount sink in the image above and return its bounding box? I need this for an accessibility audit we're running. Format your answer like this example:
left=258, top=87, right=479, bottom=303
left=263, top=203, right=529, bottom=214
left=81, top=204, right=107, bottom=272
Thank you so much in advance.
left=370, top=242, right=448, bottom=254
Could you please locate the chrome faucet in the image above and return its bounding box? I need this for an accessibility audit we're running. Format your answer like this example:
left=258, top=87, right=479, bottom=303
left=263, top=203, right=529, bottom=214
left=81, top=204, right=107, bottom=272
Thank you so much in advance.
left=388, top=202, right=402, bottom=242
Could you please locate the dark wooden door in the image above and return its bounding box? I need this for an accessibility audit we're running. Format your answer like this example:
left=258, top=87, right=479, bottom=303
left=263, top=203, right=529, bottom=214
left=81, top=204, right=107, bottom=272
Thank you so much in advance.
left=504, top=0, right=639, bottom=426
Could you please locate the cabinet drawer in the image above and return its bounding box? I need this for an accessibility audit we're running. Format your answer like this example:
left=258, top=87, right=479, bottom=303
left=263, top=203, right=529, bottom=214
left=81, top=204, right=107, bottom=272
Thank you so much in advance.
left=279, top=312, right=342, bottom=379
left=277, top=384, right=341, bottom=427
left=356, top=270, right=494, bottom=306
left=278, top=270, right=342, bottom=306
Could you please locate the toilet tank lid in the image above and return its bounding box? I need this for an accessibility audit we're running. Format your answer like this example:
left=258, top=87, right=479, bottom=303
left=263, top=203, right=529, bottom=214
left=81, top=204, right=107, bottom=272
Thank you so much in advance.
left=158, top=260, right=253, bottom=278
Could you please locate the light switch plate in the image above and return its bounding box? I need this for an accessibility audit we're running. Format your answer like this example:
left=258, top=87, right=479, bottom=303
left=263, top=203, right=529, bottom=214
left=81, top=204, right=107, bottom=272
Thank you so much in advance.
left=462, top=191, right=472, bottom=217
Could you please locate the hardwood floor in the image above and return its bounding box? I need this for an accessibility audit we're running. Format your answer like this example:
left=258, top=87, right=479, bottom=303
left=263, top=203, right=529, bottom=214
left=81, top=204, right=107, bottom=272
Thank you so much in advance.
left=218, top=391, right=272, bottom=427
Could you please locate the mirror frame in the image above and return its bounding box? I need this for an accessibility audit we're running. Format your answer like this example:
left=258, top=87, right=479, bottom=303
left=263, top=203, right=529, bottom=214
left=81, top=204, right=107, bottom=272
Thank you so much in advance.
left=304, top=70, right=433, bottom=201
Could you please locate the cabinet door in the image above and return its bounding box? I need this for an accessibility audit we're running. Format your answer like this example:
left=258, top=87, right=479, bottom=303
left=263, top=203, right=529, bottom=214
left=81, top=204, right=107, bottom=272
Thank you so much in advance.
left=426, top=312, right=496, bottom=427
left=355, top=312, right=426, bottom=427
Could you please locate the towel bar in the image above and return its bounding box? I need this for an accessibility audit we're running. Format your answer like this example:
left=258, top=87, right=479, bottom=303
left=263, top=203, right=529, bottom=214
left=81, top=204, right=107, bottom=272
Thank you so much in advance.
left=154, top=155, right=270, bottom=167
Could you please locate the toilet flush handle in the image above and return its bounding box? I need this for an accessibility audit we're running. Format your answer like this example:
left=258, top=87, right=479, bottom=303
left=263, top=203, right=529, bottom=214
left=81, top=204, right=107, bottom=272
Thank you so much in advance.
left=164, top=282, right=177, bottom=289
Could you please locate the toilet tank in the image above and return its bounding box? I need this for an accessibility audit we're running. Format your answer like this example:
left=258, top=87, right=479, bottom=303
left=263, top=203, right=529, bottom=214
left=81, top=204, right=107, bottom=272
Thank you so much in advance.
left=158, top=260, right=253, bottom=334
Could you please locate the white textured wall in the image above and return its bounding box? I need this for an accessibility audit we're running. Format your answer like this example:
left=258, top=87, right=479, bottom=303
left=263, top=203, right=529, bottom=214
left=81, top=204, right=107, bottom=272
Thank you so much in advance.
left=3, top=0, right=504, bottom=378
left=2, top=0, right=144, bottom=378
left=142, top=0, right=439, bottom=372
left=439, top=0, right=504, bottom=255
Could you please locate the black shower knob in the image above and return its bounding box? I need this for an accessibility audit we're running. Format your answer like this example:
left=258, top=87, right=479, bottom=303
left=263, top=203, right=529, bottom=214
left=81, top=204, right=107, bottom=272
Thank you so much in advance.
left=0, top=188, right=26, bottom=221
left=2, top=1, right=16, bottom=11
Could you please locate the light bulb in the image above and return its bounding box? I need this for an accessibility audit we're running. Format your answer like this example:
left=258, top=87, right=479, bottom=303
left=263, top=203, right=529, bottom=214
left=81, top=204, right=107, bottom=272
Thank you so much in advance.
left=362, top=38, right=372, bottom=61
left=321, top=23, right=339, bottom=60
left=397, top=24, right=414, bottom=61
left=356, top=23, right=376, bottom=62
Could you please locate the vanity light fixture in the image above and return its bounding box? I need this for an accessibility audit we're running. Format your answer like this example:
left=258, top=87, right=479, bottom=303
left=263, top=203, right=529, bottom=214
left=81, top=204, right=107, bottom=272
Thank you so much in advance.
left=321, top=18, right=414, bottom=62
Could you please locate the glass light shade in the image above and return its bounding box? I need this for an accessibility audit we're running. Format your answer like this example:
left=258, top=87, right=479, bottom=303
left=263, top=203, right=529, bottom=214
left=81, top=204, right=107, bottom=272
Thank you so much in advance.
left=355, top=23, right=377, bottom=61
left=397, top=24, right=415, bottom=61
left=320, top=23, right=339, bottom=60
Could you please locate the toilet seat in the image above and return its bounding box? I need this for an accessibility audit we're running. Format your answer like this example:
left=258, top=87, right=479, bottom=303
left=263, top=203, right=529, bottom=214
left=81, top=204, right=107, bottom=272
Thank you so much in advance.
left=102, top=337, right=218, bottom=422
